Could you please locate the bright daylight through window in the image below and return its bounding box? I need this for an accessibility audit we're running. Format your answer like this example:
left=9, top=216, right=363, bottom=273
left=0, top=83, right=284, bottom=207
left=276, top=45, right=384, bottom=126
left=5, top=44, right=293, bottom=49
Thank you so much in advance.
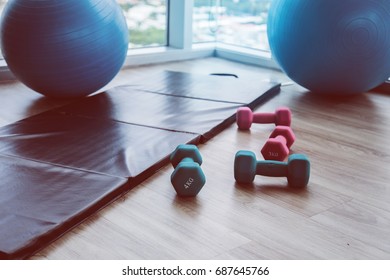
left=0, top=0, right=5, bottom=60
left=0, top=0, right=272, bottom=61
left=193, top=0, right=272, bottom=51
left=118, top=0, right=167, bottom=48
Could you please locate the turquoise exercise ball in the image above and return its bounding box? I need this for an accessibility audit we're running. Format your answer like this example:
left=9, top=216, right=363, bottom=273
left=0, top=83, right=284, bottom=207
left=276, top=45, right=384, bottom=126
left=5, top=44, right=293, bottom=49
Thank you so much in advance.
left=0, top=0, right=129, bottom=98
left=267, top=0, right=390, bottom=94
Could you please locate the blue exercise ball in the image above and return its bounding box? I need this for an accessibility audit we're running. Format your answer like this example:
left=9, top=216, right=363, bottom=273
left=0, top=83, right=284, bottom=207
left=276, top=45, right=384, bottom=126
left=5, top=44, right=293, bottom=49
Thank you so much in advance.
left=267, top=0, right=390, bottom=94
left=0, top=0, right=129, bottom=98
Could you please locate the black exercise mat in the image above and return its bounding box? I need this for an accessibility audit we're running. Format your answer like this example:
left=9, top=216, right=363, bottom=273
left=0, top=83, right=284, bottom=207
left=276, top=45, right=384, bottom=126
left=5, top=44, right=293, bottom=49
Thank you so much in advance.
left=0, top=71, right=280, bottom=259
left=0, top=111, right=199, bottom=178
left=131, top=70, right=280, bottom=104
left=54, top=88, right=239, bottom=141
left=55, top=71, right=280, bottom=141
left=0, top=111, right=199, bottom=259
left=0, top=154, right=128, bottom=259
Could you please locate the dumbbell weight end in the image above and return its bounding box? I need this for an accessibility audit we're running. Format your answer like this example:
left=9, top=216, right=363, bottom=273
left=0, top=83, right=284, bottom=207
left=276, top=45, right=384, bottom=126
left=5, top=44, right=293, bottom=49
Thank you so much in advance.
left=285, top=154, right=310, bottom=188
left=171, top=159, right=206, bottom=197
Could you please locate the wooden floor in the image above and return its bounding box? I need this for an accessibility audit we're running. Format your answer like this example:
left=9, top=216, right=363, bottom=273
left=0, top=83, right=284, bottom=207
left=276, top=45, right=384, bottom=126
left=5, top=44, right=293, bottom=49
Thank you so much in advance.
left=1, top=57, right=389, bottom=259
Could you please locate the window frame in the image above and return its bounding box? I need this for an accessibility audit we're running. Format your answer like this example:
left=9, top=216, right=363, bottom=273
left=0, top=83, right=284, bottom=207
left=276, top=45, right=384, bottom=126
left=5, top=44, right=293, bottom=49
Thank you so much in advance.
left=0, top=0, right=279, bottom=81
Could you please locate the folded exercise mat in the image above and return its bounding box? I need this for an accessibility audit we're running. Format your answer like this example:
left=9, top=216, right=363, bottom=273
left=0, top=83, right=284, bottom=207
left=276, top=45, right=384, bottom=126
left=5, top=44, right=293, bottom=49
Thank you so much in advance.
left=0, top=111, right=199, bottom=178
left=0, top=154, right=128, bottom=259
left=55, top=71, right=281, bottom=141
left=130, top=70, right=280, bottom=104
left=55, top=88, right=240, bottom=141
left=0, top=71, right=280, bottom=259
left=0, top=112, right=198, bottom=259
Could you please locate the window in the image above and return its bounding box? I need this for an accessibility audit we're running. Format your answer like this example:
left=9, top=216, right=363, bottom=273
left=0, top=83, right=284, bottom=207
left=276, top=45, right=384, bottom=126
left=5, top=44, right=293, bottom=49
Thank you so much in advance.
left=1, top=0, right=275, bottom=71
left=119, top=0, right=167, bottom=48
left=0, top=0, right=6, bottom=60
left=0, top=0, right=5, bottom=14
left=193, top=0, right=272, bottom=51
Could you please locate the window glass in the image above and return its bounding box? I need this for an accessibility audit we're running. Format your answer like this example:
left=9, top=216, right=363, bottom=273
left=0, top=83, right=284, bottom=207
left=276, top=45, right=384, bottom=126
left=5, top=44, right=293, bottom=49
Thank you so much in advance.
left=0, top=0, right=6, bottom=59
left=193, top=0, right=272, bottom=51
left=119, top=0, right=167, bottom=48
left=0, top=0, right=5, bottom=13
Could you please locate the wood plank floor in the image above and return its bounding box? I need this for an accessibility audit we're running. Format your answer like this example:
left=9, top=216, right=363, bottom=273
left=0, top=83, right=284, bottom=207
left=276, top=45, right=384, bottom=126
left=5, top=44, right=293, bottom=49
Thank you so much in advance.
left=1, top=57, right=389, bottom=259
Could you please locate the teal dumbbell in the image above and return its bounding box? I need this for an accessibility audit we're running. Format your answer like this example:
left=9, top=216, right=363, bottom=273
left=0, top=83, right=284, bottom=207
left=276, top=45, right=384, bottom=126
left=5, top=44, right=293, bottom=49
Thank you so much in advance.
left=170, top=144, right=206, bottom=197
left=234, top=150, right=310, bottom=187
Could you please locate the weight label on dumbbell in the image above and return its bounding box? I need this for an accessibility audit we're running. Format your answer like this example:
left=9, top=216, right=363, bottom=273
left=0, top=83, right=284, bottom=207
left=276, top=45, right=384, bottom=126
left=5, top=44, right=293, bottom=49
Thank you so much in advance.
left=184, top=177, right=194, bottom=189
left=268, top=151, right=279, bottom=157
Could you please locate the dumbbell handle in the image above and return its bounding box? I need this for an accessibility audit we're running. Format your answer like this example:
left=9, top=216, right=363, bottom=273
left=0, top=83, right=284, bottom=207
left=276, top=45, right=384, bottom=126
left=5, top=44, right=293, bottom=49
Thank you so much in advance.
left=180, top=157, right=197, bottom=165
left=252, top=112, right=278, bottom=124
left=256, top=160, right=288, bottom=177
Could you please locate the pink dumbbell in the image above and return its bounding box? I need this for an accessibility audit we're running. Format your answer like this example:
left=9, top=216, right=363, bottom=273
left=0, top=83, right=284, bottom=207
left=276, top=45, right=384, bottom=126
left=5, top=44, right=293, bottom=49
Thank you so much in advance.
left=261, top=126, right=296, bottom=161
left=236, top=106, right=292, bottom=130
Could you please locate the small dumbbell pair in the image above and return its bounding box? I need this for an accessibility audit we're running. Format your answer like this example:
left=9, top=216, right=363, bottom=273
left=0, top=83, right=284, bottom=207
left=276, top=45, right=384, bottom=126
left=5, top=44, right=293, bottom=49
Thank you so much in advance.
left=170, top=144, right=205, bottom=197
left=235, top=107, right=310, bottom=187
left=237, top=107, right=295, bottom=161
